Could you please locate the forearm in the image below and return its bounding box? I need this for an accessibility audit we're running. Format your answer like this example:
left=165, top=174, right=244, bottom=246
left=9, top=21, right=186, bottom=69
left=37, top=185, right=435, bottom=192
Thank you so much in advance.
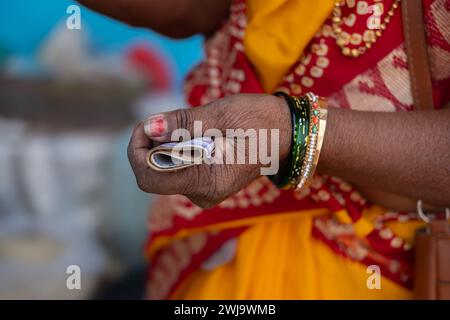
left=77, top=0, right=231, bottom=38
left=318, top=108, right=450, bottom=207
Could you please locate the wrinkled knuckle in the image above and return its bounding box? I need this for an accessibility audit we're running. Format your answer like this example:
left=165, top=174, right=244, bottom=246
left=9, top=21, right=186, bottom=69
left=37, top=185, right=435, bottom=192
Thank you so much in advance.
left=176, top=109, right=194, bottom=132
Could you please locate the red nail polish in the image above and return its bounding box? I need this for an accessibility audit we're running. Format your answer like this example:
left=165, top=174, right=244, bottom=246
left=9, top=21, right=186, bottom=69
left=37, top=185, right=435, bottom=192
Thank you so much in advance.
left=145, top=115, right=167, bottom=137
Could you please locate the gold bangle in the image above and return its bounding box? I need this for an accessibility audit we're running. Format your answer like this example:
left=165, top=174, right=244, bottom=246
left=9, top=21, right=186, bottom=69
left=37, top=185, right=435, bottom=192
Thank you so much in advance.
left=295, top=93, right=328, bottom=191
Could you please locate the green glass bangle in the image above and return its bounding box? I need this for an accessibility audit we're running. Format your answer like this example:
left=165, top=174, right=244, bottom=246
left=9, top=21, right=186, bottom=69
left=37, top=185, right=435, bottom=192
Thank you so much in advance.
left=286, top=96, right=310, bottom=188
left=269, top=92, right=310, bottom=189
left=285, top=104, right=301, bottom=188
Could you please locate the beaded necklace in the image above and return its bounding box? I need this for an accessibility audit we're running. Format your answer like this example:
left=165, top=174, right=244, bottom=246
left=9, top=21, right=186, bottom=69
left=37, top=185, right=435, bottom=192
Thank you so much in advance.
left=332, top=0, right=401, bottom=57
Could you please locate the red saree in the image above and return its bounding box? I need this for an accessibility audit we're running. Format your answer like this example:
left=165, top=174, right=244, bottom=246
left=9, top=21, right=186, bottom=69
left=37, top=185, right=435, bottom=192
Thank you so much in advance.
left=145, top=0, right=450, bottom=299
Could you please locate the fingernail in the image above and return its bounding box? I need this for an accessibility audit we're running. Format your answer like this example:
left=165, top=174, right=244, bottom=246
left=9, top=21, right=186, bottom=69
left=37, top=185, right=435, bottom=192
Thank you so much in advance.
left=144, top=114, right=167, bottom=138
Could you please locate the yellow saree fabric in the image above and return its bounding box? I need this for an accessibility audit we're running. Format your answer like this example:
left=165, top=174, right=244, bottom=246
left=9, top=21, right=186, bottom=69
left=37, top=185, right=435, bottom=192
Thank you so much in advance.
left=244, top=0, right=335, bottom=92
left=172, top=207, right=419, bottom=299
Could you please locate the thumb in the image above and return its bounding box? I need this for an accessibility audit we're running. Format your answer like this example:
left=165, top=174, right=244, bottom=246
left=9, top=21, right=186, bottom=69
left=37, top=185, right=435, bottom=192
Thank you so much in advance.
left=143, top=106, right=216, bottom=142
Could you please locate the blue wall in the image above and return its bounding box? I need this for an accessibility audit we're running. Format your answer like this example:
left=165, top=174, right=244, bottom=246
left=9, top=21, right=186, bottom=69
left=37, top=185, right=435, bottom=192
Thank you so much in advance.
left=0, top=0, right=204, bottom=89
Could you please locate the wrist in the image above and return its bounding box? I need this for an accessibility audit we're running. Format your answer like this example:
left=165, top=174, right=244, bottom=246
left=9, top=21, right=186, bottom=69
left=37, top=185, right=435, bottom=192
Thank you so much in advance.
left=316, top=107, right=338, bottom=175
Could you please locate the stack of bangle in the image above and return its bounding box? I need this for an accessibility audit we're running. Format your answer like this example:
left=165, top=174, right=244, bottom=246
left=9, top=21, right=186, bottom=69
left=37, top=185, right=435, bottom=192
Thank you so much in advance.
left=270, top=92, right=328, bottom=191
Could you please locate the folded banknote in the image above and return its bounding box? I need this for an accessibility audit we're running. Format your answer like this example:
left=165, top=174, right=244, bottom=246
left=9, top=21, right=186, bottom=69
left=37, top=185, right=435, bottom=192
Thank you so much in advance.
left=146, top=137, right=215, bottom=172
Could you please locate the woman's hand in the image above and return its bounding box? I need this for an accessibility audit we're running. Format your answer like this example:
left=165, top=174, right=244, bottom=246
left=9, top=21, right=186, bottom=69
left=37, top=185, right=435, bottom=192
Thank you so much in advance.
left=127, top=94, right=292, bottom=208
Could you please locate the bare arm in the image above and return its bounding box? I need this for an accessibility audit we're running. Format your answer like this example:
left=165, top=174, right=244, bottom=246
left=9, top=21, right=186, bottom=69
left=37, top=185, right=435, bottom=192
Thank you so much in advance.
left=319, top=107, right=450, bottom=208
left=77, top=0, right=232, bottom=38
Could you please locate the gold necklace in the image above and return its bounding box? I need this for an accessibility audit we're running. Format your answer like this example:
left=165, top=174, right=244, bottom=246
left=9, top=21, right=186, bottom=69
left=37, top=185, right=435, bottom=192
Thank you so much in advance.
left=332, top=0, right=401, bottom=58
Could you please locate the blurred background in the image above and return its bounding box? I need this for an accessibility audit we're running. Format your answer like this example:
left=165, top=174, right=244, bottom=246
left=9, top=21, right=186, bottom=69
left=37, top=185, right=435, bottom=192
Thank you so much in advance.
left=0, top=1, right=203, bottom=299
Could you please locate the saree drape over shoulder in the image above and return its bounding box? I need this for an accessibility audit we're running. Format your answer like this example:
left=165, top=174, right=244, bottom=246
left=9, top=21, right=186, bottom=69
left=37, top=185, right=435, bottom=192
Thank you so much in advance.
left=145, top=0, right=450, bottom=299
